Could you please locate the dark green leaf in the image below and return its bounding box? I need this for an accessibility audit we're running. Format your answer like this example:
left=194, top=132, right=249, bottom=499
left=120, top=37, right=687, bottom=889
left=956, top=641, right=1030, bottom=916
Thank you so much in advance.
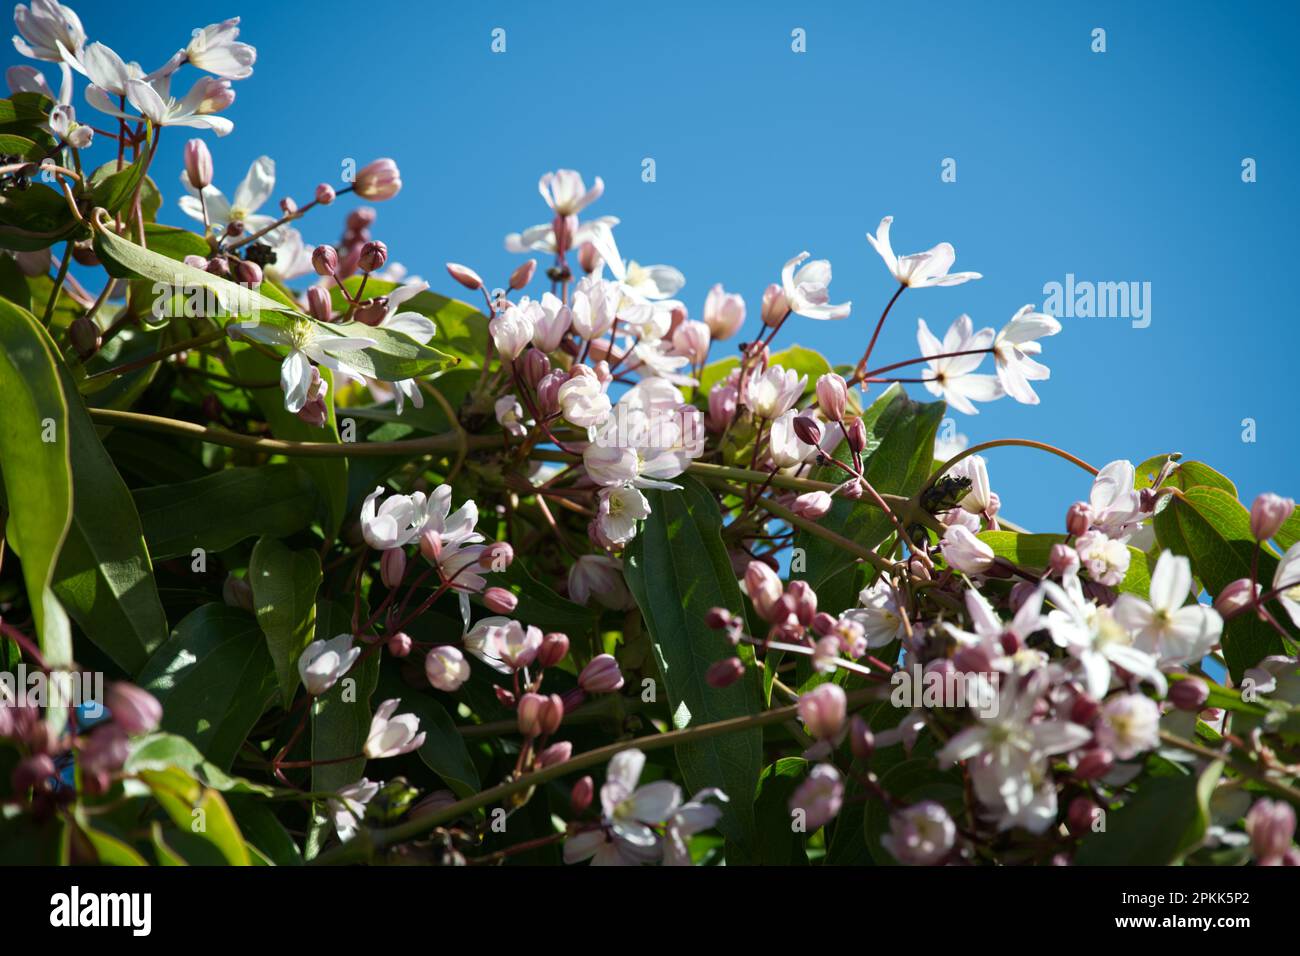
left=249, top=537, right=321, bottom=710
left=1074, top=761, right=1223, bottom=865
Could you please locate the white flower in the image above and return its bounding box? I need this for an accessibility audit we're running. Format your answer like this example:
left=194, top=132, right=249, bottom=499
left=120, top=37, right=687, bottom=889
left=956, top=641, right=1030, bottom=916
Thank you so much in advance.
left=778, top=251, right=851, bottom=321
left=13, top=0, right=84, bottom=63
left=1274, top=541, right=1300, bottom=628
left=945, top=586, right=1048, bottom=673
left=364, top=698, right=426, bottom=758
left=328, top=778, right=379, bottom=842
left=461, top=617, right=513, bottom=674
left=506, top=215, right=619, bottom=256
left=532, top=292, right=572, bottom=352
left=570, top=275, right=619, bottom=339
left=866, top=216, right=982, bottom=288
left=1040, top=574, right=1167, bottom=698
left=1075, top=529, right=1131, bottom=587
left=495, top=394, right=529, bottom=438
left=489, top=304, right=534, bottom=361
left=359, top=485, right=428, bottom=550
left=539, top=168, right=604, bottom=217
left=425, top=645, right=470, bottom=692
left=768, top=410, right=818, bottom=469
left=568, top=554, right=633, bottom=609
left=1095, top=693, right=1161, bottom=760
left=588, top=223, right=684, bottom=301
left=1088, top=460, right=1144, bottom=538
left=939, top=525, right=995, bottom=574
left=597, top=486, right=651, bottom=546
left=564, top=749, right=681, bottom=866
left=881, top=800, right=956, bottom=865
left=1112, top=551, right=1222, bottom=665
left=663, top=789, right=728, bottom=866
left=947, top=454, right=992, bottom=515
left=992, top=305, right=1060, bottom=405
left=91, top=73, right=235, bottom=135
left=179, top=155, right=277, bottom=236
left=298, top=633, right=360, bottom=696
left=746, top=364, right=806, bottom=419
left=843, top=579, right=906, bottom=649
left=917, top=315, right=1002, bottom=415
left=181, top=18, right=256, bottom=80
left=558, top=368, right=612, bottom=428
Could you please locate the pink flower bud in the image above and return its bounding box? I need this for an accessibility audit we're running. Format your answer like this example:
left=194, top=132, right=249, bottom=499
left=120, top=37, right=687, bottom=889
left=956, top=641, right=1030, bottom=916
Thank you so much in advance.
left=1049, top=542, right=1080, bottom=577
left=386, top=631, right=412, bottom=658
left=483, top=586, right=518, bottom=615
left=105, top=682, right=162, bottom=735
left=354, top=158, right=402, bottom=200
left=380, top=547, right=406, bottom=588
left=357, top=240, right=387, bottom=273
left=702, top=283, right=746, bottom=340
left=537, top=632, right=570, bottom=669
left=706, top=657, right=746, bottom=688
left=844, top=417, right=867, bottom=453
left=1070, top=694, right=1100, bottom=725
left=798, top=683, right=847, bottom=741
left=235, top=259, right=262, bottom=287
left=206, top=256, right=230, bottom=277
left=479, top=541, right=514, bottom=571
left=509, top=259, right=537, bottom=291
left=279, top=196, right=298, bottom=216
left=315, top=183, right=336, bottom=205
left=183, top=254, right=208, bottom=270
left=516, top=693, right=546, bottom=737
left=704, top=607, right=733, bottom=629
left=1250, top=493, right=1295, bottom=542
left=1246, top=798, right=1297, bottom=865
left=578, top=654, right=624, bottom=693
left=183, top=138, right=212, bottom=191
left=305, top=285, right=332, bottom=322
left=1214, top=578, right=1259, bottom=618
left=1067, top=795, right=1100, bottom=835
left=1074, top=747, right=1114, bottom=780
left=312, top=244, right=339, bottom=276
left=418, top=528, right=443, bottom=562
left=836, top=478, right=865, bottom=500
left=760, top=283, right=789, bottom=326
left=571, top=775, right=595, bottom=814
left=744, top=560, right=784, bottom=621
left=537, top=741, right=572, bottom=768
left=494, top=685, right=516, bottom=708
left=786, top=579, right=818, bottom=625
left=577, top=242, right=601, bottom=274
left=1169, top=676, right=1210, bottom=711
left=791, top=490, right=832, bottom=519
left=816, top=373, right=848, bottom=421
left=539, top=694, right=565, bottom=735
left=849, top=715, right=874, bottom=760
left=69, top=315, right=100, bottom=360
left=446, top=261, right=483, bottom=290
left=536, top=369, right=566, bottom=418
left=425, top=645, right=469, bottom=692
left=353, top=298, right=388, bottom=326
left=11, top=753, right=56, bottom=796
left=1066, top=501, right=1092, bottom=537
left=521, top=348, right=551, bottom=390
left=792, top=415, right=823, bottom=448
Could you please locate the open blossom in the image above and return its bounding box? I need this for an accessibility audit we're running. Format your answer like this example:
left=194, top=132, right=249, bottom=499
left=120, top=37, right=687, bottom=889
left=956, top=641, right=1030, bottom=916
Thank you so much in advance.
left=360, top=486, right=428, bottom=550
left=587, top=223, right=685, bottom=302
left=364, top=699, right=426, bottom=758
left=780, top=252, right=851, bottom=321
left=746, top=364, right=806, bottom=419
left=596, top=485, right=651, bottom=546
left=564, top=749, right=682, bottom=866
left=1074, top=529, right=1131, bottom=586
left=531, top=292, right=572, bottom=352
left=992, top=305, right=1060, bottom=405
left=789, top=763, right=844, bottom=831
left=768, top=410, right=818, bottom=469
left=425, top=645, right=470, bottom=692
left=663, top=789, right=729, bottom=866
left=844, top=579, right=906, bottom=648
left=13, top=0, right=83, bottom=62
left=489, top=304, right=534, bottom=361
left=91, top=72, right=236, bottom=135
left=507, top=215, right=619, bottom=256
left=568, top=554, right=633, bottom=609
left=882, top=801, right=956, bottom=866
left=940, top=525, right=995, bottom=574
left=329, top=779, right=379, bottom=842
left=1272, top=540, right=1300, bottom=629
left=1094, top=693, right=1161, bottom=760
left=570, top=275, right=619, bottom=338
left=558, top=366, right=612, bottom=428
left=948, top=454, right=993, bottom=516
left=231, top=317, right=374, bottom=414
left=298, top=634, right=360, bottom=696
left=917, top=315, right=1001, bottom=415
left=178, top=155, right=278, bottom=236
left=178, top=18, right=256, bottom=80
left=866, top=216, right=982, bottom=288
left=494, top=394, right=529, bottom=438
left=539, top=168, right=604, bottom=217
left=1113, top=551, right=1222, bottom=665
left=1088, top=460, right=1144, bottom=537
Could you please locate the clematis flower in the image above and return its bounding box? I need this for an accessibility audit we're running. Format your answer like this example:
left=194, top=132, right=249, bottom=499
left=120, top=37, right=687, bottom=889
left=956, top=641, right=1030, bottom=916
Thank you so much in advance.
left=1094, top=693, right=1161, bottom=760
left=91, top=73, right=235, bottom=135
left=780, top=252, right=851, bottom=321
left=596, top=485, right=651, bottom=546
left=746, top=364, right=806, bottom=419
left=359, top=485, right=428, bottom=550
left=531, top=292, right=572, bottom=352
left=495, top=394, right=529, bottom=438
left=881, top=801, right=956, bottom=866
left=663, top=789, right=729, bottom=866
left=1087, top=460, right=1144, bottom=537
left=539, top=168, right=604, bottom=217
left=939, top=525, right=995, bottom=574
left=866, top=216, right=981, bottom=288
left=1271, top=540, right=1300, bottom=629
left=992, top=305, right=1061, bottom=405
left=945, top=586, right=1049, bottom=675
left=179, top=18, right=256, bottom=80
left=558, top=366, right=612, bottom=428
left=587, top=223, right=685, bottom=301
left=917, top=315, right=1002, bottom=415
left=328, top=778, right=379, bottom=842
left=13, top=0, right=84, bottom=63
left=1074, top=529, right=1131, bottom=587
left=507, top=215, right=620, bottom=256
left=703, top=284, right=745, bottom=340
left=844, top=579, right=907, bottom=648
left=564, top=748, right=683, bottom=866
left=768, top=410, right=818, bottom=469
left=1112, top=551, right=1222, bottom=665
left=789, top=763, right=844, bottom=831
left=489, top=304, right=535, bottom=362
left=425, top=645, right=470, bottom=692
left=179, top=155, right=278, bottom=237
left=364, top=699, right=426, bottom=758
left=230, top=321, right=373, bottom=416
left=568, top=554, right=633, bottom=609
left=947, top=454, right=993, bottom=516
left=298, top=634, right=361, bottom=696
left=570, top=275, right=619, bottom=339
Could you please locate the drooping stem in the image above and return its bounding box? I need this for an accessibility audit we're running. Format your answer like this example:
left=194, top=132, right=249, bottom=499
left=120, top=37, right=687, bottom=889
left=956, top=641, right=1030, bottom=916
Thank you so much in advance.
left=850, top=282, right=906, bottom=384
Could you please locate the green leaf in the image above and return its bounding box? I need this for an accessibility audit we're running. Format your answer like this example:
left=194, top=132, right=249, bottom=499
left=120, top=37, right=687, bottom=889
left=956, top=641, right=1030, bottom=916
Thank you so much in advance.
left=490, top=558, right=599, bottom=639
left=976, top=530, right=1154, bottom=597
left=793, top=384, right=945, bottom=596
left=137, top=604, right=278, bottom=770
left=1135, top=456, right=1237, bottom=497
left=324, top=318, right=458, bottom=382
left=377, top=665, right=480, bottom=798
left=0, top=297, right=72, bottom=666
left=330, top=276, right=487, bottom=368
left=1074, top=761, right=1224, bottom=865
left=1153, top=487, right=1290, bottom=678
left=230, top=346, right=347, bottom=540
left=227, top=795, right=303, bottom=866
left=753, top=758, right=809, bottom=865
left=249, top=537, right=321, bottom=710
left=125, top=731, right=280, bottom=795
left=311, top=602, right=379, bottom=794
left=132, top=463, right=319, bottom=560
left=50, top=354, right=168, bottom=674
left=88, top=157, right=148, bottom=216
left=140, top=767, right=251, bottom=866
left=625, top=475, right=762, bottom=852
left=140, top=223, right=211, bottom=262
left=0, top=182, right=81, bottom=251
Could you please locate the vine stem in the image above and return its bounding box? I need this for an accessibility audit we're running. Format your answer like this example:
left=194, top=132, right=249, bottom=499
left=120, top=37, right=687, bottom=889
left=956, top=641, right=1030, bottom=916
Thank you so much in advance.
left=1157, top=730, right=1300, bottom=803
left=312, top=686, right=883, bottom=865
left=915, top=438, right=1099, bottom=505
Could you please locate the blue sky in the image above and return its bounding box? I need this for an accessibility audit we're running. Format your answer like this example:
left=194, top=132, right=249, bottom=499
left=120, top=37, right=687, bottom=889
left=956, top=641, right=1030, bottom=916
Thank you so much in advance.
left=15, top=0, right=1299, bottom=530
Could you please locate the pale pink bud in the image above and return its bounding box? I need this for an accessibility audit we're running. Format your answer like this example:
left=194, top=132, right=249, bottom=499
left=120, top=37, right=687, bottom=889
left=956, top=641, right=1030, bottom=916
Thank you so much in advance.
left=312, top=244, right=338, bottom=276
left=578, top=654, right=624, bottom=693
left=849, top=715, right=874, bottom=760
left=791, top=490, right=832, bottom=519
left=816, top=373, right=848, bottom=421
left=844, top=417, right=867, bottom=453
left=305, top=285, right=332, bottom=322
left=105, top=682, right=162, bottom=735
left=521, top=348, right=551, bottom=390
left=1049, top=543, right=1080, bottom=577
left=706, top=657, right=745, bottom=688
left=315, top=183, right=336, bottom=205
left=509, top=259, right=537, bottom=290
left=11, top=753, right=56, bottom=796
left=786, top=579, right=818, bottom=625
left=479, top=541, right=515, bottom=571
left=357, top=240, right=387, bottom=273
left=1066, top=501, right=1092, bottom=537
left=798, top=683, right=847, bottom=741
left=1246, top=799, right=1296, bottom=864
left=1250, top=493, right=1295, bottom=542
left=537, top=632, right=570, bottom=668
left=235, top=259, right=262, bottom=287
left=279, top=196, right=298, bottom=216
left=939, top=526, right=995, bottom=574
left=483, top=586, right=518, bottom=615
left=418, top=528, right=443, bottom=562
left=516, top=693, right=546, bottom=737
left=577, top=242, right=601, bottom=274
left=446, top=261, right=483, bottom=290
left=425, top=645, right=469, bottom=692
left=183, top=254, right=208, bottom=270
left=1169, top=676, right=1210, bottom=711
left=354, top=158, right=402, bottom=200
left=537, top=741, right=572, bottom=768
left=706, top=382, right=738, bottom=433
left=1074, top=748, right=1114, bottom=780
left=539, top=694, right=565, bottom=735
left=1214, top=577, right=1259, bottom=618
left=671, top=319, right=711, bottom=365
left=760, top=283, right=789, bottom=327
left=571, top=775, right=595, bottom=814
left=536, top=369, right=566, bottom=418
left=380, top=547, right=406, bottom=588
left=386, top=631, right=412, bottom=658
left=183, top=138, right=212, bottom=190
left=744, top=560, right=784, bottom=621
left=703, top=283, right=746, bottom=340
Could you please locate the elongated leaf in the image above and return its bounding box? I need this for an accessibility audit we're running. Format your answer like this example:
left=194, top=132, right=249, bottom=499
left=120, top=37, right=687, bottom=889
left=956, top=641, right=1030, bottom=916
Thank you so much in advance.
left=137, top=604, right=277, bottom=770
left=88, top=156, right=149, bottom=216
left=753, top=758, right=809, bottom=865
left=0, top=298, right=72, bottom=665
left=625, top=475, right=762, bottom=852
left=378, top=665, right=480, bottom=798
left=125, top=731, right=280, bottom=795
left=1154, top=487, right=1290, bottom=678
left=1074, top=761, right=1223, bottom=865
left=792, top=384, right=945, bottom=601
left=51, top=356, right=168, bottom=674
left=132, top=463, right=318, bottom=559
left=491, top=559, right=599, bottom=639
left=249, top=537, right=321, bottom=709
left=140, top=767, right=251, bottom=866
left=977, top=530, right=1153, bottom=597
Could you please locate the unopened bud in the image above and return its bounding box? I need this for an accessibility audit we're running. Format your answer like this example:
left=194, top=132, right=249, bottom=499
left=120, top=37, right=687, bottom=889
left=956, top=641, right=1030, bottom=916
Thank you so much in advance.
left=536, top=741, right=572, bottom=768
left=353, top=298, right=388, bottom=326
left=1214, top=578, right=1258, bottom=618
left=235, top=259, right=262, bottom=287
left=69, top=315, right=101, bottom=360
left=483, top=586, right=518, bottom=615
left=571, top=775, right=594, bottom=814
left=706, top=657, right=745, bottom=688
left=792, top=415, right=823, bottom=447
left=816, top=373, right=848, bottom=421
left=1066, top=501, right=1092, bottom=537
left=844, top=417, right=867, bottom=453
left=183, top=138, right=212, bottom=191
left=516, top=693, right=545, bottom=737
left=849, top=714, right=874, bottom=760
left=358, top=240, right=388, bottom=273
left=1250, top=493, right=1295, bottom=542
left=760, top=283, right=789, bottom=326
left=314, top=183, right=336, bottom=205
left=704, top=607, right=733, bottom=629
left=479, top=541, right=514, bottom=570
left=279, top=196, right=298, bottom=216
left=537, top=632, right=570, bottom=668
left=306, top=285, right=332, bottom=322
left=521, top=348, right=551, bottom=391
left=222, top=574, right=254, bottom=612
left=1067, top=796, right=1100, bottom=835
left=791, top=490, right=832, bottom=519
left=509, top=259, right=537, bottom=290
left=539, top=694, right=564, bottom=735
left=1075, top=748, right=1114, bottom=781
left=386, top=631, right=412, bottom=658
left=312, top=244, right=339, bottom=276
left=1049, top=543, right=1079, bottom=577
left=1169, top=676, right=1210, bottom=712
left=446, top=261, right=483, bottom=290
left=380, top=547, right=406, bottom=588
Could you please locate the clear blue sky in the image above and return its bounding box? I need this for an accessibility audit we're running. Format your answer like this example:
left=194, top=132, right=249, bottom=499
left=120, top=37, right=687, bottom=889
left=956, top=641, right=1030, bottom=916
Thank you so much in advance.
left=16, top=0, right=1299, bottom=531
